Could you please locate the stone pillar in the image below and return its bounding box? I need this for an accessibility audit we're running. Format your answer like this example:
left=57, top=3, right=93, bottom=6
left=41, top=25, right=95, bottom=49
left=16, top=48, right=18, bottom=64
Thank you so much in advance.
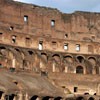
left=18, top=92, right=23, bottom=100
left=53, top=62, right=56, bottom=72
left=1, top=93, right=5, bottom=100
left=13, top=95, right=17, bottom=100
left=65, top=66, right=68, bottom=73
left=12, top=58, right=16, bottom=68
left=25, top=93, right=29, bottom=100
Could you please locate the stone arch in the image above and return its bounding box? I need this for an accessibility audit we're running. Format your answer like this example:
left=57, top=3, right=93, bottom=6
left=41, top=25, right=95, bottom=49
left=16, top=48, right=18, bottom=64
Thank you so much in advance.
left=88, top=57, right=96, bottom=66
left=0, top=46, right=12, bottom=68
left=63, top=55, right=73, bottom=73
left=76, top=66, right=84, bottom=74
left=39, top=53, right=48, bottom=71
left=0, top=91, right=4, bottom=99
left=41, top=53, right=48, bottom=62
left=88, top=57, right=97, bottom=74
left=42, top=96, right=52, bottom=100
left=8, top=48, right=25, bottom=69
left=76, top=96, right=84, bottom=100
left=52, top=54, right=61, bottom=63
left=21, top=49, right=35, bottom=70
left=5, top=94, right=15, bottom=100
left=76, top=55, right=85, bottom=63
left=54, top=97, right=62, bottom=100
left=88, top=97, right=95, bottom=100
left=52, top=54, right=61, bottom=72
left=64, top=55, right=73, bottom=63
left=84, top=92, right=89, bottom=95
left=30, top=95, right=39, bottom=100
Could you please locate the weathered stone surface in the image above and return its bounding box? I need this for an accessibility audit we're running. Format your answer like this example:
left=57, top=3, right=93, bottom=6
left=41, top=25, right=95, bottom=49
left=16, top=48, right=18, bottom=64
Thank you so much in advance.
left=0, top=0, right=100, bottom=100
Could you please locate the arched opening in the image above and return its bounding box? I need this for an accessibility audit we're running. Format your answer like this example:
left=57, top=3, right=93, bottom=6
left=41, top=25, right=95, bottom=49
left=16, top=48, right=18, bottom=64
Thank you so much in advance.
left=88, top=97, right=94, bottom=100
left=41, top=53, right=48, bottom=62
left=28, top=51, right=34, bottom=55
left=54, top=97, right=62, bottom=100
left=76, top=66, right=84, bottom=74
left=77, top=56, right=84, bottom=63
left=42, top=96, right=51, bottom=100
left=0, top=91, right=4, bottom=99
left=30, top=95, right=38, bottom=100
left=94, top=93, right=96, bottom=95
left=76, top=96, right=84, bottom=100
left=64, top=55, right=73, bottom=63
left=52, top=54, right=61, bottom=64
left=88, top=57, right=96, bottom=66
left=5, top=94, right=15, bottom=100
left=0, top=47, right=6, bottom=49
left=52, top=54, right=61, bottom=72
left=84, top=92, right=89, bottom=95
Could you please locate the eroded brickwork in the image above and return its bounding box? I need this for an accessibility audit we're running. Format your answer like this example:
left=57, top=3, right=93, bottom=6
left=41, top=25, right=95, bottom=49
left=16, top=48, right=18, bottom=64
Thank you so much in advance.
left=0, top=0, right=100, bottom=100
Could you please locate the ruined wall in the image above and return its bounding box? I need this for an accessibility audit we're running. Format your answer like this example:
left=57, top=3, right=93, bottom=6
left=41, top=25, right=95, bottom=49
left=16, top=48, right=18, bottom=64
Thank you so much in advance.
left=0, top=0, right=100, bottom=55
left=0, top=0, right=100, bottom=99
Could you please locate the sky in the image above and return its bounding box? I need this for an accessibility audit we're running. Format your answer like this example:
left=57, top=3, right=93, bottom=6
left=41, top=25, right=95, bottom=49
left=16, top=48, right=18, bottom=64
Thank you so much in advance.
left=14, top=0, right=100, bottom=13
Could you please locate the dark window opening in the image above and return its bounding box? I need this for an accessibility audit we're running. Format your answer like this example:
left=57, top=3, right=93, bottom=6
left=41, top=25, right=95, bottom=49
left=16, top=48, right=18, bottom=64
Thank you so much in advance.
left=24, top=15, right=28, bottom=23
left=9, top=67, right=15, bottom=72
left=76, top=97, right=84, bottom=100
left=0, top=63, right=3, bottom=68
left=39, top=41, right=43, bottom=50
left=42, top=96, right=51, bottom=100
left=0, top=91, right=4, bottom=99
left=15, top=48, right=20, bottom=52
left=88, top=97, right=94, bottom=100
left=84, top=93, right=89, bottom=95
left=0, top=47, right=5, bottom=49
left=77, top=56, right=84, bottom=63
left=65, top=34, right=68, bottom=38
left=74, top=87, right=78, bottom=92
left=12, top=35, right=16, bottom=43
left=14, top=81, right=18, bottom=85
left=54, top=97, right=62, bottom=100
left=30, top=95, right=38, bottom=100
left=94, top=93, right=96, bottom=95
left=26, top=37, right=30, bottom=40
left=28, top=51, right=33, bottom=55
left=9, top=26, right=14, bottom=31
left=62, top=86, right=66, bottom=88
left=76, top=66, right=83, bottom=74
left=0, top=33, right=3, bottom=35
left=5, top=94, right=15, bottom=100
left=51, top=20, right=55, bottom=27
left=41, top=71, right=48, bottom=77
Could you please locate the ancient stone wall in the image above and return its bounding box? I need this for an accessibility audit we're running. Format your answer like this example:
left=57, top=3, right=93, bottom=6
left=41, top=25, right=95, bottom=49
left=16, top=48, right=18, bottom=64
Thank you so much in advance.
left=0, top=0, right=100, bottom=99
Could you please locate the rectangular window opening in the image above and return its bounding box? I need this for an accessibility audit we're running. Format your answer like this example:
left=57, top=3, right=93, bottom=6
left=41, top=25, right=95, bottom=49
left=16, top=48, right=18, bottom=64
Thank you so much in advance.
left=0, top=33, right=3, bottom=35
left=52, top=41, right=57, bottom=49
left=64, top=43, right=68, bottom=50
left=39, top=41, right=43, bottom=50
left=24, top=15, right=28, bottom=23
left=65, top=34, right=68, bottom=38
left=12, top=35, right=16, bottom=43
left=51, top=20, right=55, bottom=27
left=76, top=44, right=80, bottom=51
left=74, top=87, right=78, bottom=92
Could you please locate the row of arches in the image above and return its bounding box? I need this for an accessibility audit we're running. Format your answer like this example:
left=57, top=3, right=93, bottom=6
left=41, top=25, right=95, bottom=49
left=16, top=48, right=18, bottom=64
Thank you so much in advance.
left=0, top=46, right=99, bottom=74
